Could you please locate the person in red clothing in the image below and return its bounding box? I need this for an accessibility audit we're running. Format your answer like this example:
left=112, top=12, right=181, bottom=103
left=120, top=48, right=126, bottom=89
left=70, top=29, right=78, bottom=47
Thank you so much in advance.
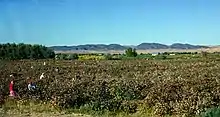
left=9, top=80, right=15, bottom=97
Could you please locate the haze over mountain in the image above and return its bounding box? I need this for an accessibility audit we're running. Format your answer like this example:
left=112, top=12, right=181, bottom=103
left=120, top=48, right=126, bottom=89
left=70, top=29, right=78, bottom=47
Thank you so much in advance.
left=49, top=43, right=209, bottom=51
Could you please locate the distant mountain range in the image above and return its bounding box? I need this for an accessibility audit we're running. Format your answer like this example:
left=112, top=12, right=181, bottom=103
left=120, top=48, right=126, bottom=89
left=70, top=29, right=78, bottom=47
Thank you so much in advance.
left=49, top=43, right=209, bottom=51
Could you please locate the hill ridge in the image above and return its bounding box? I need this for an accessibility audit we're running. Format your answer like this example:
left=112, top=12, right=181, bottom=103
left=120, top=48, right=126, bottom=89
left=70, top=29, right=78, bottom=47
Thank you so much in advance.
left=49, top=43, right=210, bottom=51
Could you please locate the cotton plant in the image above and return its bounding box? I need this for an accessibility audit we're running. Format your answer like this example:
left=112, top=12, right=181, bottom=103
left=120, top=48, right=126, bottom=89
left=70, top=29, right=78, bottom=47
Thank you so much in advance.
left=40, top=73, right=45, bottom=80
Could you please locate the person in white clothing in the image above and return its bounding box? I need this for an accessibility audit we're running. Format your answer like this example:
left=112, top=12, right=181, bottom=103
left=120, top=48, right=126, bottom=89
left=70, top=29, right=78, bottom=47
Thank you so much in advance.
left=27, top=77, right=36, bottom=91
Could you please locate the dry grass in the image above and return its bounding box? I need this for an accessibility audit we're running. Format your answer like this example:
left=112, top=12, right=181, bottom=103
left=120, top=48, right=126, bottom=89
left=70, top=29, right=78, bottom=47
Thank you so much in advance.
left=1, top=112, right=89, bottom=117
left=0, top=100, right=91, bottom=117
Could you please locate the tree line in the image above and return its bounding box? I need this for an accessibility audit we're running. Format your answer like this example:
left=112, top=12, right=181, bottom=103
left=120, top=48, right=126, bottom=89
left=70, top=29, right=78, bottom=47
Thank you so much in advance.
left=0, top=43, right=55, bottom=60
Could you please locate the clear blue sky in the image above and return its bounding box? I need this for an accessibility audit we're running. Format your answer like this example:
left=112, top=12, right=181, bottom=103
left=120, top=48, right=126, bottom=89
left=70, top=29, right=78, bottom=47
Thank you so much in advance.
left=0, top=0, right=219, bottom=46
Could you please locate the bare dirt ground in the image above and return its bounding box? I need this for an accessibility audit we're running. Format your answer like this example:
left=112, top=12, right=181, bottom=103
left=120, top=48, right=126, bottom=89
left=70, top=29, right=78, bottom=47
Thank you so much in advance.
left=203, top=46, right=220, bottom=53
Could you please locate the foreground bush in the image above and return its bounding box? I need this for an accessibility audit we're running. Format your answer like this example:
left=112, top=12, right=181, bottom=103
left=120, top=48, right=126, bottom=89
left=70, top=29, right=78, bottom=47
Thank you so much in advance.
left=200, top=107, right=220, bottom=117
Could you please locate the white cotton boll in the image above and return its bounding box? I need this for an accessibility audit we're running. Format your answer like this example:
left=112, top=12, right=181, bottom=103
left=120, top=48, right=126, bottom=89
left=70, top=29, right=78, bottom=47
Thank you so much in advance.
left=10, top=74, right=13, bottom=77
left=31, top=66, right=33, bottom=69
left=215, top=78, right=220, bottom=84
left=40, top=73, right=44, bottom=80
left=43, top=62, right=46, bottom=65
left=72, top=78, right=75, bottom=82
left=55, top=68, right=59, bottom=72
left=28, top=84, right=31, bottom=90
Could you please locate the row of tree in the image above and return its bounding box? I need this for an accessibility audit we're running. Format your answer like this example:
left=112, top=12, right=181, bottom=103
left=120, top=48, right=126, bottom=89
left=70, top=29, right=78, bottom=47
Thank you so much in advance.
left=55, top=48, right=138, bottom=60
left=55, top=53, right=79, bottom=60
left=0, top=43, right=55, bottom=60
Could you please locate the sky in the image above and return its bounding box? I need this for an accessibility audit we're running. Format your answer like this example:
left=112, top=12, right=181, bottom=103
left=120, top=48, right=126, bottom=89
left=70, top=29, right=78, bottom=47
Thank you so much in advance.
left=0, top=0, right=220, bottom=46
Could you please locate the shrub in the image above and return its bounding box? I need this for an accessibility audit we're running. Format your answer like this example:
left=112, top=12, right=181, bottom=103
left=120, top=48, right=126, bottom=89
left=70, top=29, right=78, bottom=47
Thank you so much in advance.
left=78, top=55, right=105, bottom=60
left=56, top=54, right=68, bottom=60
left=55, top=53, right=78, bottom=60
left=201, top=51, right=208, bottom=58
left=66, top=54, right=79, bottom=60
left=154, top=55, right=167, bottom=60
left=104, top=54, right=113, bottom=60
left=200, top=107, right=220, bottom=117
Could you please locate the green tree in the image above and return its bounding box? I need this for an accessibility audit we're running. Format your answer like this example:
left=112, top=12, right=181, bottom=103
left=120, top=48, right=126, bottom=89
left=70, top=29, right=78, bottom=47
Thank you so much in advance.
left=125, top=48, right=137, bottom=57
left=56, top=53, right=68, bottom=60
left=0, top=43, right=55, bottom=60
left=104, top=54, right=113, bottom=60
left=66, top=54, right=79, bottom=60
left=46, top=49, right=55, bottom=59
left=18, top=43, right=27, bottom=59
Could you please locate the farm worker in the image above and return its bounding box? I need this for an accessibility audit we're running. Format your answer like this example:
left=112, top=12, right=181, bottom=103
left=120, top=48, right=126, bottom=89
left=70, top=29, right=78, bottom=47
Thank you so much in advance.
left=27, top=78, right=36, bottom=91
left=9, top=80, right=15, bottom=97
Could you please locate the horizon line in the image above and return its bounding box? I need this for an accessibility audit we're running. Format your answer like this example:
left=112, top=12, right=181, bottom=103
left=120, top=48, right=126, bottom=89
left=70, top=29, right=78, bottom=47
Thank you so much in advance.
left=48, top=43, right=217, bottom=47
left=0, top=42, right=218, bottom=47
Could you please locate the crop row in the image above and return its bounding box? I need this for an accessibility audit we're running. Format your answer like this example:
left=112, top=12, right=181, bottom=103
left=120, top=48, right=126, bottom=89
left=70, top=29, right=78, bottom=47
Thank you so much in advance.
left=0, top=59, right=220, bottom=116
